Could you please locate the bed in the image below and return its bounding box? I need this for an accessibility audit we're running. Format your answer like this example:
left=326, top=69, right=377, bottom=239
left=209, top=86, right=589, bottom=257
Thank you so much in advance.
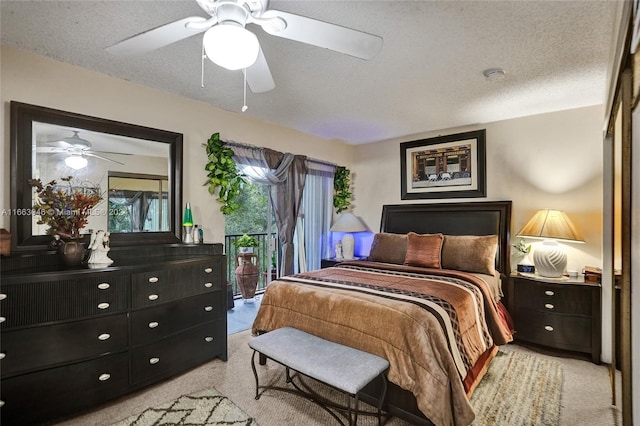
left=252, top=201, right=513, bottom=426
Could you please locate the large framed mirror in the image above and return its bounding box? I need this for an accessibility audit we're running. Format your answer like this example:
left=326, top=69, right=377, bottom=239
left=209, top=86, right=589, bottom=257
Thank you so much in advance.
left=10, top=101, right=183, bottom=251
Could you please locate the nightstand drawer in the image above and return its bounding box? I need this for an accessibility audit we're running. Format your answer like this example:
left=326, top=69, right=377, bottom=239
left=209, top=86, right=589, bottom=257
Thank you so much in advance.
left=513, top=307, right=592, bottom=353
left=512, top=278, right=593, bottom=315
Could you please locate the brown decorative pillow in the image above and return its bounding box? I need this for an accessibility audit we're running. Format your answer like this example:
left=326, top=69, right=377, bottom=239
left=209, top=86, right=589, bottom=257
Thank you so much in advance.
left=441, top=235, right=498, bottom=275
left=368, top=233, right=408, bottom=264
left=404, top=232, right=444, bottom=269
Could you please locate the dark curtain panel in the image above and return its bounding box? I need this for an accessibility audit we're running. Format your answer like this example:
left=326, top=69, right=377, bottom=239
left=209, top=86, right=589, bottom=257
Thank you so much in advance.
left=264, top=149, right=307, bottom=275
left=230, top=144, right=307, bottom=276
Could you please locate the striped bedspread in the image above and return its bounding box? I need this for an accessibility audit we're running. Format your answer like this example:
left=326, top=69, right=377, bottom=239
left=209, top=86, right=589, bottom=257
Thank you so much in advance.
left=252, top=261, right=512, bottom=426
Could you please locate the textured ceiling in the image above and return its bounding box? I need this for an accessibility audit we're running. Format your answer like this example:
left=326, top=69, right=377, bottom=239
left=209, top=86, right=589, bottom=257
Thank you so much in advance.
left=1, top=1, right=621, bottom=144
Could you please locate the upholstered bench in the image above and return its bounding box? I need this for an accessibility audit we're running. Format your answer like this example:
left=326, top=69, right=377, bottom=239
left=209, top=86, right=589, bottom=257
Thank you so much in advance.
left=249, top=327, right=390, bottom=425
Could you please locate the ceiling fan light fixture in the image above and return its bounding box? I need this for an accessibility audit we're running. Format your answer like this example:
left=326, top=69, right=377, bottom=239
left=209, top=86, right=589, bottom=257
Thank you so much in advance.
left=203, top=24, right=260, bottom=70
left=65, top=154, right=88, bottom=170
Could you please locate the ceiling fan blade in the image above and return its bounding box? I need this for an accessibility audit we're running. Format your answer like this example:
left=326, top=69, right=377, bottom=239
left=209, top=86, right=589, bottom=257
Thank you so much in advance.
left=245, top=47, right=275, bottom=93
left=106, top=17, right=209, bottom=56
left=258, top=10, right=383, bottom=60
left=84, top=152, right=125, bottom=165
left=36, top=147, right=66, bottom=153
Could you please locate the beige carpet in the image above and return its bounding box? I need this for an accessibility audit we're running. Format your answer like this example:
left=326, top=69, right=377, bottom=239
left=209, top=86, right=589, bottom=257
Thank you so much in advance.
left=57, top=330, right=619, bottom=426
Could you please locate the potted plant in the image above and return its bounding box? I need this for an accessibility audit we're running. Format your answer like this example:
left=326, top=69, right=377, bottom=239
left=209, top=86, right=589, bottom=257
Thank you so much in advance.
left=237, top=233, right=259, bottom=253
left=512, top=237, right=534, bottom=272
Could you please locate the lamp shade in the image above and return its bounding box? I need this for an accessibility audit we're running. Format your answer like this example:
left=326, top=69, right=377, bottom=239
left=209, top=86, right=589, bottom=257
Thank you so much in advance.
left=517, top=209, right=584, bottom=277
left=516, top=209, right=584, bottom=243
left=330, top=213, right=368, bottom=233
left=203, top=24, right=260, bottom=71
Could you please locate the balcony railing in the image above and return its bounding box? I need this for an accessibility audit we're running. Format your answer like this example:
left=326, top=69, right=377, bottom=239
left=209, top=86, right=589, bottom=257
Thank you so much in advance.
left=225, top=232, right=278, bottom=298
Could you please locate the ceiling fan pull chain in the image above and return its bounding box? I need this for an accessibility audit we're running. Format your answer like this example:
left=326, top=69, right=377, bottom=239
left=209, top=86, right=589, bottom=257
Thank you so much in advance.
left=242, top=68, right=248, bottom=112
left=201, top=42, right=206, bottom=88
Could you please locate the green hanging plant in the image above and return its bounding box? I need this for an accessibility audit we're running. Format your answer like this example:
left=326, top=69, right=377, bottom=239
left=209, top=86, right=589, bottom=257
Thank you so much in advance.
left=333, top=166, right=352, bottom=214
left=203, top=133, right=246, bottom=215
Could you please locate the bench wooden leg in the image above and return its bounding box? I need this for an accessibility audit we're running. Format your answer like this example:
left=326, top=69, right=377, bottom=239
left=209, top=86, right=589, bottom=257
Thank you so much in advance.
left=259, top=352, right=267, bottom=365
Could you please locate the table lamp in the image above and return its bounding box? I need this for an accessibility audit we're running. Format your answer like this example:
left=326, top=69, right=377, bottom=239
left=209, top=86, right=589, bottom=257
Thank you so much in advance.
left=516, top=209, right=584, bottom=277
left=330, top=212, right=368, bottom=260
left=182, top=202, right=194, bottom=244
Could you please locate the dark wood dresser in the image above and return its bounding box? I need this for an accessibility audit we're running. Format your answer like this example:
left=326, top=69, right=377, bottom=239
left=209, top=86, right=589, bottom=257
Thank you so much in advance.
left=506, top=273, right=601, bottom=364
left=0, top=244, right=227, bottom=424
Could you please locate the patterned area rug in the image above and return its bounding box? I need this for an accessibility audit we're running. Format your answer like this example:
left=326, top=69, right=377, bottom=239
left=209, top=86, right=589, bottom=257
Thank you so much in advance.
left=471, top=349, right=563, bottom=426
left=112, top=388, right=258, bottom=426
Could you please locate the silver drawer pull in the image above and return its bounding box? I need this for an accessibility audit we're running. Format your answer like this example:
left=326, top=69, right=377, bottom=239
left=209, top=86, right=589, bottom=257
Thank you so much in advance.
left=97, top=303, right=110, bottom=310
left=545, top=290, right=554, bottom=296
left=544, top=304, right=554, bottom=310
left=0, top=293, right=7, bottom=300
left=97, top=283, right=110, bottom=290
left=0, top=400, right=4, bottom=407
left=98, top=333, right=111, bottom=341
left=149, top=357, right=160, bottom=364
left=204, top=282, right=213, bottom=288
left=205, top=336, right=214, bottom=343
left=544, top=325, right=554, bottom=332
left=148, top=321, right=159, bottom=329
left=148, top=294, right=159, bottom=301
left=0, top=353, right=5, bottom=360
left=204, top=267, right=213, bottom=273
left=148, top=277, right=159, bottom=283
left=0, top=317, right=5, bottom=323
left=204, top=306, right=213, bottom=312
left=98, top=373, right=111, bottom=381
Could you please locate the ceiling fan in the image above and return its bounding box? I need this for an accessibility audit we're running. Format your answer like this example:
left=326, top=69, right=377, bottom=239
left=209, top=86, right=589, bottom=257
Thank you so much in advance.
left=37, top=131, right=125, bottom=169
left=106, top=0, right=383, bottom=93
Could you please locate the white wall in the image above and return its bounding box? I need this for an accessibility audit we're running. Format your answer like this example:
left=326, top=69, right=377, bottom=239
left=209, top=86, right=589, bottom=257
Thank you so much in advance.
left=1, top=46, right=354, bottom=244
left=352, top=105, right=604, bottom=272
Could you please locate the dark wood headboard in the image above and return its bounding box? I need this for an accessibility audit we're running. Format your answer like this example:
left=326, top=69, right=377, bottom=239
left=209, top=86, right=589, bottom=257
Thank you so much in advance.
left=380, top=201, right=512, bottom=276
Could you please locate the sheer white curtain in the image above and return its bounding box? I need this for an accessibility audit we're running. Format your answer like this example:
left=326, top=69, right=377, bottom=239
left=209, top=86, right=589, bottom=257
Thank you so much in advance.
left=294, top=161, right=336, bottom=273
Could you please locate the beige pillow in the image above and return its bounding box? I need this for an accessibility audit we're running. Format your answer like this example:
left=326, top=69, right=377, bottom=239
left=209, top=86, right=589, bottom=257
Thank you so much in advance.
left=441, top=235, right=498, bottom=275
left=404, top=232, right=444, bottom=269
left=368, top=233, right=408, bottom=264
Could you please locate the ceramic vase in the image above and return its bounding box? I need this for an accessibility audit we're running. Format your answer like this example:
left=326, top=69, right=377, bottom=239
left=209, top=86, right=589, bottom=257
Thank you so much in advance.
left=235, top=253, right=259, bottom=301
left=58, top=240, right=85, bottom=267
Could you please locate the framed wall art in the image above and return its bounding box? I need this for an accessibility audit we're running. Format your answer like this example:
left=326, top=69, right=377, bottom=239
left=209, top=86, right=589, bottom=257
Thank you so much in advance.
left=400, top=129, right=486, bottom=199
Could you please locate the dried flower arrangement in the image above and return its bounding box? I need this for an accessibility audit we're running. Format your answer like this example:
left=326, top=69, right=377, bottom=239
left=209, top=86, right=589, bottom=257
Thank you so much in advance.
left=28, top=176, right=103, bottom=239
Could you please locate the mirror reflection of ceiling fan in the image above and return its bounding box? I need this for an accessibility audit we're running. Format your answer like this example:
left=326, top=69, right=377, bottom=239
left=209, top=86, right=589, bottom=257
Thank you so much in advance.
left=36, top=131, right=126, bottom=170
left=106, top=0, right=383, bottom=94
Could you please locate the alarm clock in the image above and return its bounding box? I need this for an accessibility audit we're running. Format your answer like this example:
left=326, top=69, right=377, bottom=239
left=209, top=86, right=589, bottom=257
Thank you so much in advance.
left=517, top=263, right=535, bottom=273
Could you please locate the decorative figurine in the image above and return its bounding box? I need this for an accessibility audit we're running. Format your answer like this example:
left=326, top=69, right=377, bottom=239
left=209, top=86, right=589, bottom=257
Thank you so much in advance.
left=335, top=241, right=343, bottom=259
left=87, top=230, right=113, bottom=266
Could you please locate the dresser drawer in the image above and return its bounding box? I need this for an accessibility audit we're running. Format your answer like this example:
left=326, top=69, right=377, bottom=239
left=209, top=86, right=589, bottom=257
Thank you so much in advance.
left=131, top=320, right=226, bottom=384
left=131, top=293, right=224, bottom=346
left=512, top=278, right=593, bottom=315
left=0, top=352, right=129, bottom=425
left=1, top=313, right=128, bottom=377
left=512, top=307, right=592, bottom=353
left=131, top=262, right=222, bottom=308
left=176, top=261, right=224, bottom=297
left=0, top=273, right=128, bottom=329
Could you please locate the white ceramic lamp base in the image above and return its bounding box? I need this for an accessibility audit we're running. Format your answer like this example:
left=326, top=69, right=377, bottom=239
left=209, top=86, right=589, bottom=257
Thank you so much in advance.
left=341, top=233, right=355, bottom=260
left=533, top=240, right=567, bottom=278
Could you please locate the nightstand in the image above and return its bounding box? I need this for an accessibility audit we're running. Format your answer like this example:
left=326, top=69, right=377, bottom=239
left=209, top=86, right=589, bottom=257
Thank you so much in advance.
left=506, top=273, right=601, bottom=364
left=320, top=257, right=363, bottom=268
